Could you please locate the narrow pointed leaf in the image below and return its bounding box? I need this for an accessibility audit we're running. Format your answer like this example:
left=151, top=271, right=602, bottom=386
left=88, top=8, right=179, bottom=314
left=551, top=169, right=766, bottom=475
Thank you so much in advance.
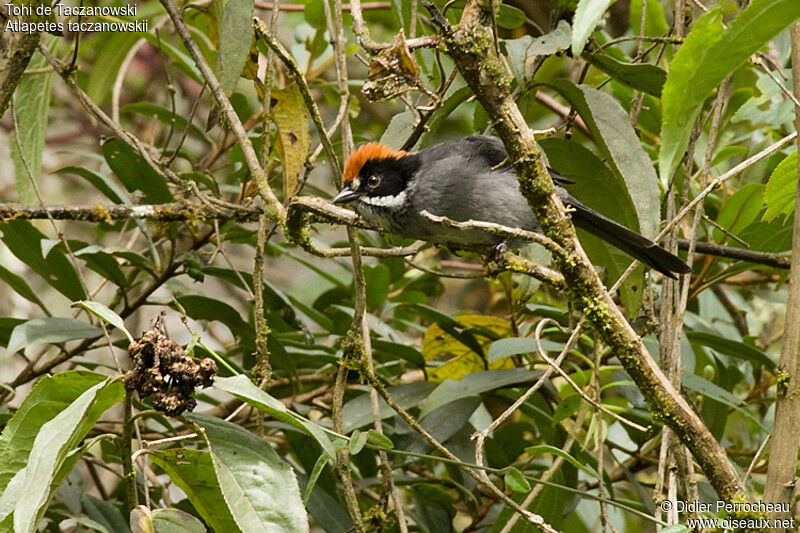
left=572, top=0, right=617, bottom=56
left=6, top=318, right=102, bottom=357
left=213, top=375, right=335, bottom=460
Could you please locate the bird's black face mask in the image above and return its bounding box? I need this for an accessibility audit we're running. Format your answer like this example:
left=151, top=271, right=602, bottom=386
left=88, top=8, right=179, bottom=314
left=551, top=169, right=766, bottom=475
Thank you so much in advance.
left=334, top=154, right=420, bottom=208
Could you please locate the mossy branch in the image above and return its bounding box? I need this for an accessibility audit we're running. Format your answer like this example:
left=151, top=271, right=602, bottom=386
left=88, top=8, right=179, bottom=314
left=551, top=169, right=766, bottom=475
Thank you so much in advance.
left=421, top=0, right=752, bottom=507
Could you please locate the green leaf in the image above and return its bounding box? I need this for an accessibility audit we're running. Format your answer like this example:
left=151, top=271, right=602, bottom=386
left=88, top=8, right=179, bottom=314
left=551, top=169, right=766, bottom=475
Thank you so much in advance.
left=365, top=429, right=394, bottom=449
left=0, top=220, right=85, bottom=302
left=0, top=264, right=48, bottom=313
left=303, top=0, right=325, bottom=27
left=496, top=4, right=525, bottom=29
left=540, top=138, right=646, bottom=314
left=504, top=468, right=531, bottom=493
left=302, top=453, right=330, bottom=506
left=54, top=166, right=128, bottom=204
left=714, top=183, right=765, bottom=240
left=83, top=255, right=127, bottom=288
left=348, top=430, right=367, bottom=455
left=584, top=54, right=666, bottom=96
left=181, top=171, right=221, bottom=196
left=102, top=138, right=173, bottom=203
left=213, top=0, right=254, bottom=95
left=551, top=394, right=580, bottom=426
left=659, top=0, right=800, bottom=180
left=737, top=217, right=793, bottom=253
left=660, top=526, right=691, bottom=533
left=497, top=483, right=567, bottom=532
left=0, top=319, right=25, bottom=349
left=186, top=413, right=309, bottom=532
left=711, top=145, right=749, bottom=167
left=213, top=375, right=335, bottom=459
left=628, top=0, right=668, bottom=38
left=731, top=70, right=794, bottom=128
left=549, top=81, right=658, bottom=239
left=572, top=0, right=618, bottom=56
left=682, top=373, right=765, bottom=429
left=86, top=33, right=142, bottom=104
left=419, top=368, right=535, bottom=419
left=131, top=506, right=208, bottom=533
left=73, top=301, right=133, bottom=344
left=687, top=331, right=775, bottom=370
left=142, top=32, right=202, bottom=83
left=10, top=50, right=51, bottom=205
left=82, top=494, right=128, bottom=533
left=419, top=87, right=472, bottom=148
left=149, top=449, right=241, bottom=533
left=380, top=110, right=416, bottom=149
left=764, top=151, right=798, bottom=222
left=504, top=20, right=571, bottom=84
left=74, top=245, right=128, bottom=287
left=364, top=264, right=390, bottom=311
left=6, top=318, right=103, bottom=357
left=175, top=295, right=253, bottom=344
left=487, top=337, right=564, bottom=362
left=152, top=507, right=209, bottom=532
left=0, top=376, right=122, bottom=531
left=342, top=381, right=437, bottom=433
left=122, top=102, right=207, bottom=138
left=524, top=444, right=600, bottom=478
left=201, top=266, right=308, bottom=332
left=0, top=372, right=114, bottom=493
left=372, top=340, right=425, bottom=368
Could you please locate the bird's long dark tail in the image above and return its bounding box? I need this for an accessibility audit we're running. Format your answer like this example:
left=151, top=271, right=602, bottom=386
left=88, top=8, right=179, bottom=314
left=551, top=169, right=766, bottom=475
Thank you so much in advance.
left=566, top=200, right=691, bottom=279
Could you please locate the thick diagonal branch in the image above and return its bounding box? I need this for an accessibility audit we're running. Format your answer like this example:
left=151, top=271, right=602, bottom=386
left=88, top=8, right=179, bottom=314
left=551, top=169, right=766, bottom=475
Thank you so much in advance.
left=425, top=0, right=750, bottom=506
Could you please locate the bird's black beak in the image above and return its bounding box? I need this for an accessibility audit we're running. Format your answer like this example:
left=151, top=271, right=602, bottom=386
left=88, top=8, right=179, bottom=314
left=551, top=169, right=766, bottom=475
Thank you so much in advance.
left=332, top=187, right=361, bottom=204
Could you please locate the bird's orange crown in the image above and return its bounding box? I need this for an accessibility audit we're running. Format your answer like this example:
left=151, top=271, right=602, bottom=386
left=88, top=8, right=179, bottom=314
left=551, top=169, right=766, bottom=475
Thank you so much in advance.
left=342, top=143, right=407, bottom=183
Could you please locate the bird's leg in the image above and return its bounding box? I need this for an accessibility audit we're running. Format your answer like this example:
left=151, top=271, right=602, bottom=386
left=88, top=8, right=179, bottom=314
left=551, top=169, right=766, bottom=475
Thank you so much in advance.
left=486, top=240, right=509, bottom=272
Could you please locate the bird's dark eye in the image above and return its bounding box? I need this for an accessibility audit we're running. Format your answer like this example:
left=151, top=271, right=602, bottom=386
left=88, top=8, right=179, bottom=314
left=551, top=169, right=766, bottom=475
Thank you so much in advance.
left=367, top=175, right=380, bottom=188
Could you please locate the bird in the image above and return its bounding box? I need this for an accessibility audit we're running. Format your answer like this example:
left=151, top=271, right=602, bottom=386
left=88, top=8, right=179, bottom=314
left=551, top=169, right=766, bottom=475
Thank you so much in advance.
left=332, top=135, right=691, bottom=279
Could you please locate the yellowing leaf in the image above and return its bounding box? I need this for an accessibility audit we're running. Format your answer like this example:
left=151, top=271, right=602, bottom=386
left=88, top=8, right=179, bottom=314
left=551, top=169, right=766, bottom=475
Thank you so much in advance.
left=241, top=38, right=260, bottom=81
left=270, top=84, right=310, bottom=198
left=423, top=315, right=516, bottom=382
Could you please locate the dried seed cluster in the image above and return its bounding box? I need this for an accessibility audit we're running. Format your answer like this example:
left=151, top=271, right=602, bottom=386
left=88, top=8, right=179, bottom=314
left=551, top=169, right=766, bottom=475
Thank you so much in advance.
left=124, top=328, right=218, bottom=416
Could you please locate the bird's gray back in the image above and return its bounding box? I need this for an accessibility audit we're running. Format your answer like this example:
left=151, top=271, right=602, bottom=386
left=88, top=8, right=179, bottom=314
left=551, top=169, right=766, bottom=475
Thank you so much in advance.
left=407, top=152, right=540, bottom=245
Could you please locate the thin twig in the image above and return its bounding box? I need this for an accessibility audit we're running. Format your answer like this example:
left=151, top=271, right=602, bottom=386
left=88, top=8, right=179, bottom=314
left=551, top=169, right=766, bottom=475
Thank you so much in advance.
left=753, top=55, right=800, bottom=111
left=159, top=0, right=285, bottom=221
left=253, top=17, right=341, bottom=180
left=38, top=44, right=188, bottom=192
left=347, top=0, right=440, bottom=53
left=121, top=392, right=139, bottom=512
left=255, top=1, right=390, bottom=11
left=420, top=210, right=566, bottom=260
left=658, top=132, right=798, bottom=244
left=0, top=201, right=789, bottom=268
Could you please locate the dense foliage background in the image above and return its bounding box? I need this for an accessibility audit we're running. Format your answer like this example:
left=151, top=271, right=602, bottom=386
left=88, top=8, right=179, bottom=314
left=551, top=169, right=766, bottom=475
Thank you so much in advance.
left=1, top=0, right=800, bottom=531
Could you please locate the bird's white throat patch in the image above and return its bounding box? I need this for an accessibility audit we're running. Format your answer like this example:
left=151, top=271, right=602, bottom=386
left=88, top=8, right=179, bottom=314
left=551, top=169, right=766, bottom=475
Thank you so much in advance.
left=360, top=190, right=407, bottom=208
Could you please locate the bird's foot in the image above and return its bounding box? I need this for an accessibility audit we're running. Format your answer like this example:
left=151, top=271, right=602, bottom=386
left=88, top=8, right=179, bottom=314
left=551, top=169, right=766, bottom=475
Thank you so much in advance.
left=486, top=241, right=509, bottom=272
